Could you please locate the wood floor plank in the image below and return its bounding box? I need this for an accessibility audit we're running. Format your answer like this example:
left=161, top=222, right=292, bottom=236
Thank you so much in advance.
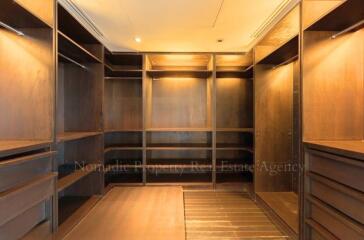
left=64, top=187, right=185, bottom=240
left=184, top=191, right=288, bottom=239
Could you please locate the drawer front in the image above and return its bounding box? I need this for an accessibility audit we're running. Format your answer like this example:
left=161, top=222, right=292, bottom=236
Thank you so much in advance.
left=0, top=152, right=54, bottom=192
left=0, top=201, right=46, bottom=240
left=309, top=174, right=364, bottom=224
left=307, top=150, right=364, bottom=192
left=0, top=173, right=56, bottom=226
left=307, top=198, right=363, bottom=240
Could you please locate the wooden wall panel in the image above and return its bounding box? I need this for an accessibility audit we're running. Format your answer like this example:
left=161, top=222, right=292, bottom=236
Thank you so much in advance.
left=0, top=28, right=53, bottom=140
left=303, top=30, right=364, bottom=141
left=255, top=63, right=294, bottom=192
left=149, top=78, right=209, bottom=129
left=58, top=63, right=103, bottom=133
left=216, top=78, right=253, bottom=128
left=104, top=80, right=143, bottom=130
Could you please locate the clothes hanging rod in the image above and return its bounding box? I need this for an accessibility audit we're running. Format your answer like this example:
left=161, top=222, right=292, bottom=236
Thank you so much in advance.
left=58, top=53, right=87, bottom=70
left=273, top=55, right=298, bottom=69
left=331, top=19, right=364, bottom=39
left=0, top=21, right=25, bottom=36
left=243, top=65, right=254, bottom=72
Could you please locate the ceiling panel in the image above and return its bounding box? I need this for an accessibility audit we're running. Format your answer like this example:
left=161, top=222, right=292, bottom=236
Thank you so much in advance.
left=69, top=0, right=292, bottom=52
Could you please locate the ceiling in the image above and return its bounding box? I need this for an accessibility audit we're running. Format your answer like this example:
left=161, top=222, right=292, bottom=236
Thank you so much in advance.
left=64, top=0, right=294, bottom=52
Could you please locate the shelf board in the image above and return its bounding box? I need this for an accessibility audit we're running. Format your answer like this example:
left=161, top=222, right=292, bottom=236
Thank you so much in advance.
left=306, top=0, right=363, bottom=32
left=216, top=69, right=253, bottom=79
left=147, top=70, right=212, bottom=78
left=105, top=164, right=143, bottom=173
left=146, top=182, right=213, bottom=187
left=147, top=144, right=212, bottom=150
left=146, top=164, right=212, bottom=170
left=58, top=4, right=100, bottom=44
left=304, top=140, right=364, bottom=161
left=0, top=140, right=51, bottom=158
left=104, top=129, right=143, bottom=133
left=104, top=146, right=143, bottom=153
left=58, top=31, right=102, bottom=64
left=0, top=0, right=51, bottom=29
left=104, top=53, right=143, bottom=68
left=104, top=76, right=142, bottom=80
left=216, top=128, right=254, bottom=133
left=146, top=128, right=212, bottom=132
left=57, top=164, right=100, bottom=193
left=104, top=63, right=142, bottom=72
left=258, top=35, right=299, bottom=65
left=57, top=132, right=102, bottom=143
left=148, top=158, right=212, bottom=165
left=57, top=196, right=100, bottom=240
left=216, top=145, right=254, bottom=153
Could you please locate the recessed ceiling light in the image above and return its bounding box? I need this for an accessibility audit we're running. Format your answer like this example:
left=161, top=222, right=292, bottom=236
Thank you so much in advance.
left=135, top=37, right=141, bottom=43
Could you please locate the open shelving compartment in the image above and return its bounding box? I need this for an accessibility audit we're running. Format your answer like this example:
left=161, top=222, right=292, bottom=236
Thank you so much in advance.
left=55, top=3, right=104, bottom=237
left=103, top=50, right=144, bottom=186
left=302, top=0, right=364, bottom=239
left=145, top=53, right=214, bottom=184
left=215, top=53, right=254, bottom=185
left=254, top=3, right=301, bottom=236
left=0, top=0, right=56, bottom=239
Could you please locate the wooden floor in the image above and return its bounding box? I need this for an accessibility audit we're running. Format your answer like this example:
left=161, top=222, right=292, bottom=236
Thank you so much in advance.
left=184, top=191, right=288, bottom=239
left=64, top=187, right=185, bottom=240
left=256, top=192, right=299, bottom=234
left=61, top=187, right=289, bottom=240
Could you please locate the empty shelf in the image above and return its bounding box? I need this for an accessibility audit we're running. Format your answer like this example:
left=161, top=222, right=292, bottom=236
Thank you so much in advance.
left=57, top=196, right=100, bottom=239
left=58, top=31, right=102, bottom=63
left=147, top=144, right=212, bottom=150
left=0, top=140, right=51, bottom=158
left=0, top=0, right=51, bottom=29
left=147, top=70, right=212, bottom=78
left=146, top=128, right=212, bottom=132
left=216, top=128, right=254, bottom=132
left=105, top=146, right=143, bottom=153
left=104, top=129, right=143, bottom=133
left=216, top=145, right=254, bottom=152
left=57, top=132, right=102, bottom=143
left=57, top=164, right=101, bottom=192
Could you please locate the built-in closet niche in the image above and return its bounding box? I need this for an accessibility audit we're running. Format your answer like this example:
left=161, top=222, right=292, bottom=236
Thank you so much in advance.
left=254, top=3, right=300, bottom=236
left=215, top=54, right=254, bottom=185
left=55, top=3, right=104, bottom=237
left=145, top=54, right=213, bottom=184
left=103, top=51, right=144, bottom=186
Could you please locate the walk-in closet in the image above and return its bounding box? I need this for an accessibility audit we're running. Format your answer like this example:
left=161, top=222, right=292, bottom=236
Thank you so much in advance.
left=0, top=0, right=363, bottom=239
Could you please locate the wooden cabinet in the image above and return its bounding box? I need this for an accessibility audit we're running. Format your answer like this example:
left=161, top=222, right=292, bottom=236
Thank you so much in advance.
left=0, top=0, right=56, bottom=238
left=302, top=0, right=364, bottom=239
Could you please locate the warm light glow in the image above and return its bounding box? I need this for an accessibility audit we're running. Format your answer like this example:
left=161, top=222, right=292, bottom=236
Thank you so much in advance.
left=135, top=37, right=141, bottom=43
left=149, top=54, right=211, bottom=68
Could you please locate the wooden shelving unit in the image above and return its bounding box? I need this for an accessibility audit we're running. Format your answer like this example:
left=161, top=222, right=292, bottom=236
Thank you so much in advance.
left=254, top=3, right=300, bottom=237
left=302, top=1, right=364, bottom=239
left=0, top=0, right=56, bottom=239
left=215, top=53, right=254, bottom=185
left=144, top=53, right=215, bottom=184
left=55, top=2, right=104, bottom=234
left=103, top=51, right=144, bottom=186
